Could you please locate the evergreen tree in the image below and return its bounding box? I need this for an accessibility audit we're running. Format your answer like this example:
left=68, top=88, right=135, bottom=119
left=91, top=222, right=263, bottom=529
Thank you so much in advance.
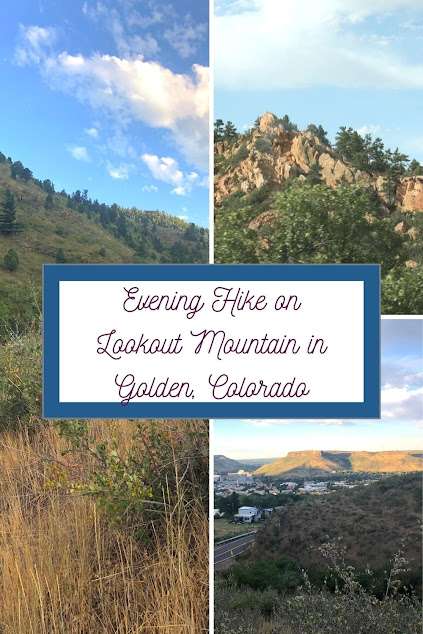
left=42, top=179, right=55, bottom=193
left=306, top=124, right=330, bottom=145
left=0, top=189, right=20, bottom=235
left=214, top=119, right=225, bottom=142
left=183, top=223, right=197, bottom=241
left=279, top=115, right=298, bottom=132
left=409, top=159, right=423, bottom=176
left=382, top=148, right=409, bottom=206
left=307, top=162, right=324, bottom=185
left=253, top=116, right=261, bottom=130
left=45, top=192, right=54, bottom=210
left=4, top=248, right=19, bottom=271
left=224, top=121, right=238, bottom=140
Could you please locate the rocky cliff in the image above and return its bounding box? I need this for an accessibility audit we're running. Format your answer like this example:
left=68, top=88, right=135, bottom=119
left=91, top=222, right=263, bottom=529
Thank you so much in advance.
left=215, top=111, right=423, bottom=214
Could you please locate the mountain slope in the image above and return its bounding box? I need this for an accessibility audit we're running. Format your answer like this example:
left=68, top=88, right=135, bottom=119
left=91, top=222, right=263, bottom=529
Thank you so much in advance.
left=248, top=473, right=422, bottom=571
left=214, top=454, right=277, bottom=474
left=254, top=450, right=423, bottom=477
left=0, top=157, right=208, bottom=335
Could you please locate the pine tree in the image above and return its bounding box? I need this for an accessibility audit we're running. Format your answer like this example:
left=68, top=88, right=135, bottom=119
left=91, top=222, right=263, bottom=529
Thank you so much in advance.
left=307, top=162, right=324, bottom=185
left=45, top=192, right=54, bottom=210
left=409, top=159, right=423, bottom=176
left=307, top=124, right=330, bottom=145
left=214, top=119, right=225, bottom=142
left=223, top=121, right=238, bottom=140
left=253, top=116, right=261, bottom=130
left=0, top=189, right=21, bottom=235
left=4, top=248, right=19, bottom=271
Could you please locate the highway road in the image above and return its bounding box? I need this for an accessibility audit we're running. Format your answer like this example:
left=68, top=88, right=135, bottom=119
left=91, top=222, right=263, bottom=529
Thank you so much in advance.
left=214, top=532, right=256, bottom=570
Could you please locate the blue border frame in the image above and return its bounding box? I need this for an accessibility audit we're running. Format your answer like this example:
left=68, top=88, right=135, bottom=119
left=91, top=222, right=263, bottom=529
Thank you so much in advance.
left=43, top=264, right=380, bottom=419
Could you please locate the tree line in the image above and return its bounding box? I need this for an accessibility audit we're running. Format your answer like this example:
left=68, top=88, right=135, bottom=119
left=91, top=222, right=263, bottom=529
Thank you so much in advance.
left=214, top=116, right=423, bottom=178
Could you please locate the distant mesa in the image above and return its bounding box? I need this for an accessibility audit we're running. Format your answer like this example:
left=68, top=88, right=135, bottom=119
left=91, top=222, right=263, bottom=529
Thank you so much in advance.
left=214, top=454, right=279, bottom=474
left=254, top=449, right=423, bottom=477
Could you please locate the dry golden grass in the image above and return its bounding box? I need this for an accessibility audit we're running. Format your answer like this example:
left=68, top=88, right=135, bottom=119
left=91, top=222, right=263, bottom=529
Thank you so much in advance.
left=0, top=423, right=208, bottom=634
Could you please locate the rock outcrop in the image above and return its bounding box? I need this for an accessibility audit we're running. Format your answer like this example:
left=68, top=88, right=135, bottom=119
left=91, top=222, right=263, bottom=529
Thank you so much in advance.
left=215, top=112, right=423, bottom=215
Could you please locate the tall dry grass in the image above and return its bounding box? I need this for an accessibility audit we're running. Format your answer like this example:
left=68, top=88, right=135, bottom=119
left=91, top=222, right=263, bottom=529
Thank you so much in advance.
left=0, top=423, right=208, bottom=634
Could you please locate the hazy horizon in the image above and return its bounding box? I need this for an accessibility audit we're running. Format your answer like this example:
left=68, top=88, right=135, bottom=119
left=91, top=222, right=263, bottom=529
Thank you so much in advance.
left=214, top=319, right=423, bottom=460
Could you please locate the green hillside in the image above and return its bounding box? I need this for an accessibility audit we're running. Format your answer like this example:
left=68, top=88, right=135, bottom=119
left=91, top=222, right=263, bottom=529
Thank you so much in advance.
left=254, top=449, right=423, bottom=477
left=249, top=473, right=422, bottom=571
left=0, top=156, right=208, bottom=336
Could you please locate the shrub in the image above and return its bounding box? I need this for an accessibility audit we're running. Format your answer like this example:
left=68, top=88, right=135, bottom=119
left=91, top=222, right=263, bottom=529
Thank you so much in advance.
left=254, top=137, right=272, bottom=153
left=0, top=323, right=42, bottom=430
left=53, top=418, right=209, bottom=535
left=4, top=248, right=19, bottom=271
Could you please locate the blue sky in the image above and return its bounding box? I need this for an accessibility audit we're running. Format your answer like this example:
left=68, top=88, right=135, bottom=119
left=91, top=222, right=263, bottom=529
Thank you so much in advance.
left=214, top=319, right=423, bottom=459
left=215, top=0, right=423, bottom=164
left=0, top=0, right=209, bottom=226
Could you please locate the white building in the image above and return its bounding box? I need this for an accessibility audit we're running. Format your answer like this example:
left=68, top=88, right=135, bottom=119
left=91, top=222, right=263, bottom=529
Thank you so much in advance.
left=233, top=506, right=261, bottom=523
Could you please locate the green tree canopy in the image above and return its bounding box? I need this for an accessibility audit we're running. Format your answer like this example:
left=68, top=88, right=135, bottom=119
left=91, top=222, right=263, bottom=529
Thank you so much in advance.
left=224, top=121, right=238, bottom=140
left=306, top=124, right=330, bottom=145
left=258, top=182, right=404, bottom=272
left=409, top=159, right=423, bottom=176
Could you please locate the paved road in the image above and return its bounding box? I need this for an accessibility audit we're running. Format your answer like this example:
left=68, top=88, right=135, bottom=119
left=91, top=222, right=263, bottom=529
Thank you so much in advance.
left=214, top=533, right=256, bottom=570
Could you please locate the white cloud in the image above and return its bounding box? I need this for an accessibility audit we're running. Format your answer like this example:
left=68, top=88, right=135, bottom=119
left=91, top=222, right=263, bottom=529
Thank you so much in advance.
left=15, top=25, right=56, bottom=65
left=381, top=386, right=423, bottom=423
left=164, top=18, right=207, bottom=58
left=85, top=127, right=99, bottom=138
left=141, top=154, right=184, bottom=185
left=106, top=161, right=131, bottom=179
left=401, top=19, right=423, bottom=30
left=15, top=27, right=209, bottom=170
left=245, top=419, right=356, bottom=427
left=356, top=124, right=381, bottom=136
left=141, top=154, right=199, bottom=195
left=177, top=214, right=189, bottom=220
left=83, top=2, right=159, bottom=58
left=142, top=184, right=158, bottom=192
left=215, top=0, right=423, bottom=91
left=126, top=6, right=169, bottom=29
left=171, top=186, right=187, bottom=196
left=67, top=145, right=91, bottom=162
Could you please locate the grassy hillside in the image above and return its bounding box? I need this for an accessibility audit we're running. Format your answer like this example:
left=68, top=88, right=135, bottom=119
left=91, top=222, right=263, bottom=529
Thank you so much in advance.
left=255, top=449, right=423, bottom=477
left=0, top=157, right=208, bottom=335
left=214, top=454, right=277, bottom=474
left=249, top=473, right=422, bottom=571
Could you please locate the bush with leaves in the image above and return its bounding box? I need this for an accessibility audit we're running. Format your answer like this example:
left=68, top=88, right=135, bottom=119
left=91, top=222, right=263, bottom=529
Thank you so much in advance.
left=0, top=322, right=42, bottom=430
left=254, top=137, right=272, bottom=153
left=381, top=267, right=423, bottom=314
left=257, top=182, right=404, bottom=271
left=52, top=418, right=208, bottom=536
left=215, top=540, right=422, bottom=634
